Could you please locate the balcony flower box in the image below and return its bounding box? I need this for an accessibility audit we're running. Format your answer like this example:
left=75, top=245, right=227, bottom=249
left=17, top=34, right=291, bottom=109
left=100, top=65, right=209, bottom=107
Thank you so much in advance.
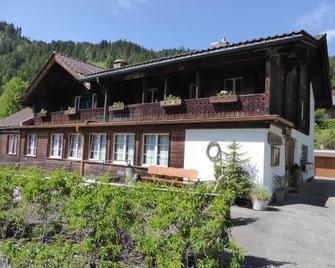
left=209, top=94, right=238, bottom=104
left=64, top=107, right=78, bottom=115
left=160, top=96, right=182, bottom=108
left=109, top=102, right=125, bottom=111
left=36, top=110, right=48, bottom=118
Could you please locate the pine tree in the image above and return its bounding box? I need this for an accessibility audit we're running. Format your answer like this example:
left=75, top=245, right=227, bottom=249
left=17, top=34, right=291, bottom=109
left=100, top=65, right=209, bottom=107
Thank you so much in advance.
left=213, top=141, right=252, bottom=198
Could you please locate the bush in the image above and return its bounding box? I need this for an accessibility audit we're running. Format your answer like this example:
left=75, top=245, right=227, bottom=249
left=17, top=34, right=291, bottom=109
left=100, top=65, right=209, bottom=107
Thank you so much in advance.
left=250, top=185, right=272, bottom=201
left=0, top=167, right=243, bottom=267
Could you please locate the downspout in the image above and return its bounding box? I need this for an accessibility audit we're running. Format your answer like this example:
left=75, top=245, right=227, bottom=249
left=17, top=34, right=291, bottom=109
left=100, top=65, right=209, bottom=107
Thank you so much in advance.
left=96, top=77, right=109, bottom=122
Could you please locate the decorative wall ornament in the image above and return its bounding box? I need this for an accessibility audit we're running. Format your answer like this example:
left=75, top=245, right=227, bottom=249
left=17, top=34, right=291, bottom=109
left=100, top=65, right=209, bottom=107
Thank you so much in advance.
left=206, top=141, right=222, bottom=162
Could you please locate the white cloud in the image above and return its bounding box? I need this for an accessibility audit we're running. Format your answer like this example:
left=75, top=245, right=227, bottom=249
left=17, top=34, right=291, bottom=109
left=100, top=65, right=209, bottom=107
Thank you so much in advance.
left=95, top=0, right=147, bottom=14
left=323, top=29, right=335, bottom=42
left=296, top=2, right=335, bottom=29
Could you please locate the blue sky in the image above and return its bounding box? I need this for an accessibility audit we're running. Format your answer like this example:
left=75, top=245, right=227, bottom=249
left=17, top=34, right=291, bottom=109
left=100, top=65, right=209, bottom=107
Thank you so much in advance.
left=1, top=0, right=335, bottom=54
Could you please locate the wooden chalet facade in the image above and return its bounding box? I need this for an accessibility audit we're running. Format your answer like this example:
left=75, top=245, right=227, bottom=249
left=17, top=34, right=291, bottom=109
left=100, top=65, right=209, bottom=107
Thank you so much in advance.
left=0, top=31, right=332, bottom=190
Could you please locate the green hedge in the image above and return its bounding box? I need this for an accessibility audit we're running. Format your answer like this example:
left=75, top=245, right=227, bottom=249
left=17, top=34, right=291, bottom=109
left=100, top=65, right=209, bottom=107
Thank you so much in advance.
left=0, top=167, right=243, bottom=268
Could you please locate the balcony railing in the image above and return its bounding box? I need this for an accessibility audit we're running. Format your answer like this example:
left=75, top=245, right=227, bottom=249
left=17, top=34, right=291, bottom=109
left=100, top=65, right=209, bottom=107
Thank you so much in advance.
left=33, top=94, right=267, bottom=126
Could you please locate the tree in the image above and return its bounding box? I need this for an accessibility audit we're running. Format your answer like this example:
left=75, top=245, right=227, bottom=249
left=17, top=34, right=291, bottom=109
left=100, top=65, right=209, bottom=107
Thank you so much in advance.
left=213, top=141, right=252, bottom=198
left=0, top=77, right=27, bottom=118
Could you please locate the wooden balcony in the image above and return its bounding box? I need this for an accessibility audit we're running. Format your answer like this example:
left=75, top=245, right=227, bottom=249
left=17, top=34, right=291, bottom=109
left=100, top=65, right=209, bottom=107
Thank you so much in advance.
left=33, top=94, right=268, bottom=126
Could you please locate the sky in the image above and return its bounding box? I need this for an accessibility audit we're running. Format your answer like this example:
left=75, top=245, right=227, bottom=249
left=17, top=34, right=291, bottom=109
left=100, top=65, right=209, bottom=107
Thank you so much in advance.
left=1, top=0, right=335, bottom=54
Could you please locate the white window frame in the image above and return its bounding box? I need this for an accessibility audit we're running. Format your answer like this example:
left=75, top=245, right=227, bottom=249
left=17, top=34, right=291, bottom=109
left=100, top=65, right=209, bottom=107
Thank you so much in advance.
left=68, top=133, right=83, bottom=160
left=26, top=134, right=37, bottom=156
left=89, top=133, right=107, bottom=162
left=50, top=134, right=63, bottom=159
left=142, top=133, right=169, bottom=167
left=113, top=133, right=135, bottom=165
left=92, top=93, right=97, bottom=108
left=224, top=77, right=243, bottom=94
left=74, top=96, right=81, bottom=110
left=7, top=135, right=17, bottom=155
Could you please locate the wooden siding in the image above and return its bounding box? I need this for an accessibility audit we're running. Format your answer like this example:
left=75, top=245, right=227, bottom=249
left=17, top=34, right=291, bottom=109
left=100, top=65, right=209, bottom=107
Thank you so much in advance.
left=315, top=156, right=335, bottom=178
left=0, top=125, right=187, bottom=178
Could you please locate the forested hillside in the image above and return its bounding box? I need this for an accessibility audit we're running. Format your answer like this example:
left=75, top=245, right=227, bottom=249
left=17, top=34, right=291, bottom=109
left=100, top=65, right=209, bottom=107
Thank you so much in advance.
left=0, top=21, right=188, bottom=118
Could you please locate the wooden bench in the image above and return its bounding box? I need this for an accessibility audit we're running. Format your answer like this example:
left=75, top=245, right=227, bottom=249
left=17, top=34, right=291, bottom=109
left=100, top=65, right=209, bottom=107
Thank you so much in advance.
left=141, top=166, right=199, bottom=186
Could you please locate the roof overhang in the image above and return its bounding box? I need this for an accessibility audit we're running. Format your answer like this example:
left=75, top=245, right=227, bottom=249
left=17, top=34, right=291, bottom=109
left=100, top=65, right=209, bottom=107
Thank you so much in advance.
left=81, top=31, right=319, bottom=82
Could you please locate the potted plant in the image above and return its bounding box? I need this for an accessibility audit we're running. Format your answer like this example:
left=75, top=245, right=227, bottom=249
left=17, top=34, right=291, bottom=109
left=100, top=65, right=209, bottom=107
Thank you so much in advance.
left=250, top=185, right=272, bottom=210
left=273, top=175, right=287, bottom=204
left=64, top=106, right=77, bottom=115
left=36, top=109, right=48, bottom=118
left=109, top=101, right=125, bottom=111
left=160, top=95, right=182, bottom=108
left=209, top=90, right=238, bottom=104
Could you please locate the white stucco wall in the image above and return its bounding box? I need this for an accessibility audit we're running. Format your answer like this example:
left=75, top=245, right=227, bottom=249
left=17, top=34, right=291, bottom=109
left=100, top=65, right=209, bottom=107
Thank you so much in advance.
left=291, top=86, right=315, bottom=180
left=263, top=125, right=286, bottom=191
left=183, top=128, right=267, bottom=184
left=184, top=86, right=315, bottom=188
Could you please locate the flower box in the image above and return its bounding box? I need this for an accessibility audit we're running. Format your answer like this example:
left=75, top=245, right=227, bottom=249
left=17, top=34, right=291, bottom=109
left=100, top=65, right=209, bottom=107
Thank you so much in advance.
left=209, top=95, right=238, bottom=104
left=36, top=110, right=48, bottom=118
left=160, top=99, right=182, bottom=108
left=108, top=103, right=125, bottom=111
left=64, top=108, right=77, bottom=115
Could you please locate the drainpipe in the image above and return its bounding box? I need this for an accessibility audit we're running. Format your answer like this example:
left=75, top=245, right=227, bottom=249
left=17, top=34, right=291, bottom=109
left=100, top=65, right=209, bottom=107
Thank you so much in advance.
left=96, top=77, right=109, bottom=122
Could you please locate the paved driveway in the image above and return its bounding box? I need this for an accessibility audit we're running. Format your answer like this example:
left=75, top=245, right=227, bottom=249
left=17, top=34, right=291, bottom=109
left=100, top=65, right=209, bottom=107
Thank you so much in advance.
left=231, top=177, right=335, bottom=268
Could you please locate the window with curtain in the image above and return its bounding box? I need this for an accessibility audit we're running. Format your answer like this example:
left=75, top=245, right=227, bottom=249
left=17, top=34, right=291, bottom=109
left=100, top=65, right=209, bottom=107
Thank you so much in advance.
left=89, top=133, right=107, bottom=161
left=142, top=134, right=169, bottom=167
left=113, top=134, right=135, bottom=165
left=7, top=135, right=17, bottom=155
left=26, top=134, right=37, bottom=156
left=50, top=134, right=63, bottom=158
left=68, top=134, right=82, bottom=160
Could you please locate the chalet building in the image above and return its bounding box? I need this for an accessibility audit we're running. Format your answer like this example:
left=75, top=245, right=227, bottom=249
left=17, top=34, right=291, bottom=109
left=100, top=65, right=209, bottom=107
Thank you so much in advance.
left=0, top=31, right=332, bottom=190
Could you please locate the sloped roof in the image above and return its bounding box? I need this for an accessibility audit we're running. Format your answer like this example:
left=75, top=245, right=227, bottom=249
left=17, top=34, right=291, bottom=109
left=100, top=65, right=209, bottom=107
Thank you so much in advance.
left=82, top=30, right=320, bottom=81
left=21, top=52, right=105, bottom=105
left=53, top=52, right=104, bottom=78
left=0, top=108, right=33, bottom=129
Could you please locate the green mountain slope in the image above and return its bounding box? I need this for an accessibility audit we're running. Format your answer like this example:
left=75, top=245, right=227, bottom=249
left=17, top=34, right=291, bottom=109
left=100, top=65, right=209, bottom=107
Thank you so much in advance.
left=0, top=21, right=188, bottom=95
left=0, top=21, right=189, bottom=118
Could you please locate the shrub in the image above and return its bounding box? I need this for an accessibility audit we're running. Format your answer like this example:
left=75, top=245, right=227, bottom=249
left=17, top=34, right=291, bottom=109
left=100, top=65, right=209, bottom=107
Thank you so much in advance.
left=0, top=167, right=244, bottom=267
left=250, top=185, right=272, bottom=201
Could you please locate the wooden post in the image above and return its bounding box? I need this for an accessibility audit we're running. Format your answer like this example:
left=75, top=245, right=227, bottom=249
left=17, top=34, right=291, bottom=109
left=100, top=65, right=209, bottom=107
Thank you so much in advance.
left=195, top=70, right=200, bottom=99
left=264, top=57, right=271, bottom=113
left=142, top=78, right=146, bottom=103
left=80, top=132, right=87, bottom=176
left=164, top=75, right=168, bottom=100
left=103, top=88, right=108, bottom=122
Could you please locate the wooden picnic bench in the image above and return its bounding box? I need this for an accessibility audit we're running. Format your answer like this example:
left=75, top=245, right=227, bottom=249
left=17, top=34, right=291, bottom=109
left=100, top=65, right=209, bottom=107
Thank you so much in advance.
left=141, top=166, right=199, bottom=186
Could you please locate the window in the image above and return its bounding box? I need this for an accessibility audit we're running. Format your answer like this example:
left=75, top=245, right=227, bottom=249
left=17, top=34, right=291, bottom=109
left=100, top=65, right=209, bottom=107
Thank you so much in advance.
left=50, top=134, right=63, bottom=158
left=144, top=88, right=158, bottom=103
left=271, top=146, right=280, bottom=167
left=224, top=77, right=243, bottom=94
left=7, top=135, right=17, bottom=155
left=301, top=145, right=308, bottom=164
left=92, top=93, right=97, bottom=108
left=89, top=133, right=107, bottom=161
left=142, top=134, right=169, bottom=167
left=113, top=134, right=135, bottom=165
left=68, top=134, right=83, bottom=160
left=26, top=134, right=37, bottom=156
left=77, top=94, right=97, bottom=110
left=74, top=96, right=81, bottom=110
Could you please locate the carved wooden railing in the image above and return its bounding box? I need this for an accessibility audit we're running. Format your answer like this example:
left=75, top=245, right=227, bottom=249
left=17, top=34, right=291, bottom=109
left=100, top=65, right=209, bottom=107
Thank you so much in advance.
left=33, top=94, right=267, bottom=125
